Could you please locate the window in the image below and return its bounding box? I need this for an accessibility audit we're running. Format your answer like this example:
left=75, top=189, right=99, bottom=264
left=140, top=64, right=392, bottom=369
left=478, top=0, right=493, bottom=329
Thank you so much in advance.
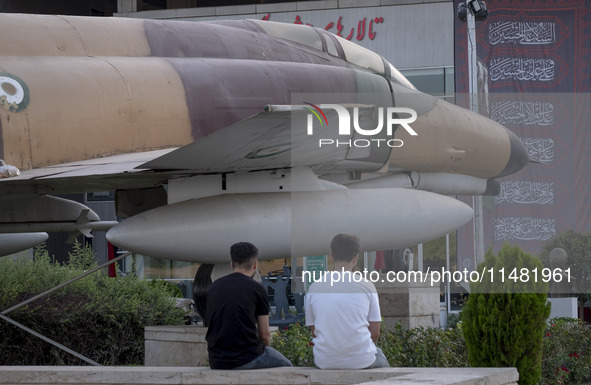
left=86, top=191, right=114, bottom=202
left=400, top=67, right=455, bottom=101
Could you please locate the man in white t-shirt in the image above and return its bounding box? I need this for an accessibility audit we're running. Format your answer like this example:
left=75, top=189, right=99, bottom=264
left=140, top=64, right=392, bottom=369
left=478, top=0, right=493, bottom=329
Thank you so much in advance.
left=305, top=234, right=390, bottom=369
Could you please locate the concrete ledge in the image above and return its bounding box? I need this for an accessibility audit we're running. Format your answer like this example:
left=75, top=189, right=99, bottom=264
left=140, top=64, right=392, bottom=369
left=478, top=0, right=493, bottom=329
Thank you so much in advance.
left=0, top=366, right=518, bottom=385
left=145, top=325, right=208, bottom=367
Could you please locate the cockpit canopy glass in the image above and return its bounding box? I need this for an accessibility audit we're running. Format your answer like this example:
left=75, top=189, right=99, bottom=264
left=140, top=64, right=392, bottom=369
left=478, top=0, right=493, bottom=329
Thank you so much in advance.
left=332, top=34, right=384, bottom=74
left=388, top=62, right=417, bottom=90
left=250, top=19, right=323, bottom=51
left=251, top=19, right=417, bottom=90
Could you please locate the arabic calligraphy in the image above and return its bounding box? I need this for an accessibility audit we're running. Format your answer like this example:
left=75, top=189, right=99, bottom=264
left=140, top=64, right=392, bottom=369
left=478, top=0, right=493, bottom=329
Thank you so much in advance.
left=490, top=100, right=553, bottom=126
left=522, top=138, right=554, bottom=164
left=261, top=13, right=384, bottom=41
left=490, top=57, right=554, bottom=82
left=494, top=217, right=556, bottom=241
left=495, top=181, right=554, bottom=205
left=489, top=21, right=555, bottom=45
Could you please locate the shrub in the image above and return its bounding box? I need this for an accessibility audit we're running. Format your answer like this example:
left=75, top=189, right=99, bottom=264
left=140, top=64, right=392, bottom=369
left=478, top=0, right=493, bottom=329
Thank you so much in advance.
left=446, top=312, right=461, bottom=329
left=0, top=244, right=186, bottom=365
left=541, top=318, right=591, bottom=385
left=148, top=279, right=184, bottom=298
left=271, top=312, right=591, bottom=385
left=461, top=244, right=551, bottom=385
left=271, top=322, right=314, bottom=367
left=271, top=321, right=468, bottom=368
left=378, top=323, right=468, bottom=367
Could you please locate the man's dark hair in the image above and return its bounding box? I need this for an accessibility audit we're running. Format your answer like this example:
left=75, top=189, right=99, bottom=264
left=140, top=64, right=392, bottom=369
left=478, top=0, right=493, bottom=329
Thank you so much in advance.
left=330, top=234, right=360, bottom=262
left=230, top=242, right=259, bottom=267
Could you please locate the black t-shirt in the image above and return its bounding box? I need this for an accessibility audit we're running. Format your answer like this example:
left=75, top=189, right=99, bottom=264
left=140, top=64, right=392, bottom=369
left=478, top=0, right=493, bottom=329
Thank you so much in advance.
left=205, top=272, right=270, bottom=369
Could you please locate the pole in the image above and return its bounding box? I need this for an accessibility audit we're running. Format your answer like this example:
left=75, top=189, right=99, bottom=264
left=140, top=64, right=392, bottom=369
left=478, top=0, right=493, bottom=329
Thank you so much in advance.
left=417, top=244, right=423, bottom=272
left=0, top=314, right=102, bottom=366
left=1, top=251, right=131, bottom=316
left=467, top=1, right=485, bottom=268
left=446, top=233, right=451, bottom=315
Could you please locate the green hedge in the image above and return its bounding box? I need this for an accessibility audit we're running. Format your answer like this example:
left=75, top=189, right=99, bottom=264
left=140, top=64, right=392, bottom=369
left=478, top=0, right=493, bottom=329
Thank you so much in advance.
left=271, top=322, right=468, bottom=368
left=541, top=318, right=591, bottom=385
left=271, top=323, right=315, bottom=367
left=0, top=243, right=186, bottom=365
left=461, top=245, right=551, bottom=385
left=379, top=323, right=468, bottom=367
left=271, top=318, right=591, bottom=385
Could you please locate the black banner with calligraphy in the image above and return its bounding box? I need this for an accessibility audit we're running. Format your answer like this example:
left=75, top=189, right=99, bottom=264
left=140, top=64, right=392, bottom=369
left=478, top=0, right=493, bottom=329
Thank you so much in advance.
left=454, top=0, right=591, bottom=268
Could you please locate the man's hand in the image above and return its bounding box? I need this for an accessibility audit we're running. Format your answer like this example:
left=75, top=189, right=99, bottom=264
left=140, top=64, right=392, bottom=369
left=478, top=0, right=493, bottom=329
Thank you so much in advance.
left=257, top=315, right=272, bottom=346
left=368, top=322, right=380, bottom=343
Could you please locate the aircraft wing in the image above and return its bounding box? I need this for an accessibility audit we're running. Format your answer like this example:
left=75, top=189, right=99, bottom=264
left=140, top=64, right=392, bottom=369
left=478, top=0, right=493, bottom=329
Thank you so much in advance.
left=0, top=104, right=384, bottom=198
left=140, top=104, right=386, bottom=173
left=0, top=149, right=176, bottom=198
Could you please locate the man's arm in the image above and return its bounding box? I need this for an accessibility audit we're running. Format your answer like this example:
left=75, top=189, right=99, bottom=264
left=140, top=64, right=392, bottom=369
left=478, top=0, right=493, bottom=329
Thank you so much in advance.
left=257, top=314, right=272, bottom=346
left=309, top=325, right=316, bottom=337
left=368, top=321, right=380, bottom=343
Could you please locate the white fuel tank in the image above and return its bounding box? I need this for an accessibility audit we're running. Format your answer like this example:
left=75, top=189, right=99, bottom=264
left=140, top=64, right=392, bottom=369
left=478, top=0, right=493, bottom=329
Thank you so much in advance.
left=106, top=188, right=473, bottom=263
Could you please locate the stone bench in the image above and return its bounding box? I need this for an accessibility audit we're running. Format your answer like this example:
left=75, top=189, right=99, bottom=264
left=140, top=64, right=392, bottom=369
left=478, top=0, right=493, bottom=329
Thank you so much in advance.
left=0, top=366, right=518, bottom=385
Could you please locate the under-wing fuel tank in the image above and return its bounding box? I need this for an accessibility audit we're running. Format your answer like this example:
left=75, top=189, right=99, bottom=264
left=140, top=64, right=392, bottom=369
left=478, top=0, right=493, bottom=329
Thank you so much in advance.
left=106, top=188, right=474, bottom=263
left=0, top=233, right=48, bottom=256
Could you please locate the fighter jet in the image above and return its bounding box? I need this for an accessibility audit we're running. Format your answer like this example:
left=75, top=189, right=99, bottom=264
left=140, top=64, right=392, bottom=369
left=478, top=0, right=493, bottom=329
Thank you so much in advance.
left=0, top=14, right=529, bottom=262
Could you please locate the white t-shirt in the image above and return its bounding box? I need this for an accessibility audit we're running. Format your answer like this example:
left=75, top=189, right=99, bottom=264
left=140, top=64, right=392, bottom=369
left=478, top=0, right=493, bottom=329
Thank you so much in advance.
left=305, top=276, right=381, bottom=369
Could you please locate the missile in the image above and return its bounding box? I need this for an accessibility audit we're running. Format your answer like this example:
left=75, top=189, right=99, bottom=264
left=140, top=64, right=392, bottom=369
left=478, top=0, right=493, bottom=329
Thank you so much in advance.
left=106, top=188, right=473, bottom=263
left=0, top=233, right=48, bottom=256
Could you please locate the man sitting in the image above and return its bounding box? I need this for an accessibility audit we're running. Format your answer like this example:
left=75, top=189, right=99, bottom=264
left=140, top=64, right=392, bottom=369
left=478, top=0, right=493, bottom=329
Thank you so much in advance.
left=205, top=242, right=292, bottom=369
left=305, top=234, right=390, bottom=369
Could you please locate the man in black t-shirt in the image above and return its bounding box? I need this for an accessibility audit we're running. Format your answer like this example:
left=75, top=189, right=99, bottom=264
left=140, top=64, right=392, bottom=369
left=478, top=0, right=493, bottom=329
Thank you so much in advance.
left=205, top=242, right=292, bottom=369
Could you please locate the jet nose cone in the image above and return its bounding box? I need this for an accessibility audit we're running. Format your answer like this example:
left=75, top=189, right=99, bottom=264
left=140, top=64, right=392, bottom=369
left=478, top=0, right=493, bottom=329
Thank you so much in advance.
left=497, top=128, right=530, bottom=177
